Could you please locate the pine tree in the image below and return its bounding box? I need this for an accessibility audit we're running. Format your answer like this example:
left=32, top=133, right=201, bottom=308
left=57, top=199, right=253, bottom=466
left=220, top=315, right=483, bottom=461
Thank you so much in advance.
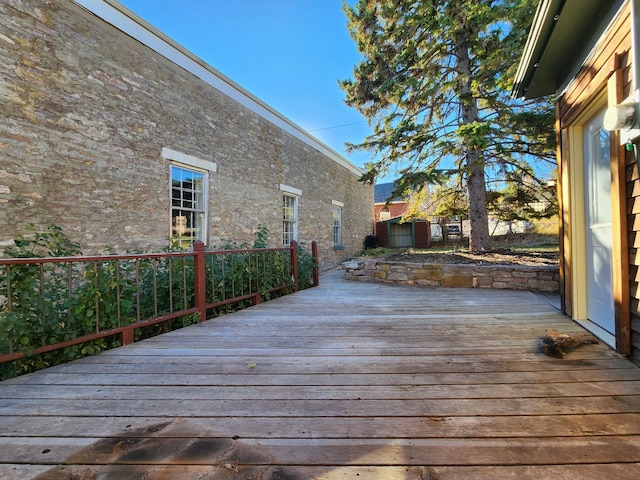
left=340, top=0, right=555, bottom=250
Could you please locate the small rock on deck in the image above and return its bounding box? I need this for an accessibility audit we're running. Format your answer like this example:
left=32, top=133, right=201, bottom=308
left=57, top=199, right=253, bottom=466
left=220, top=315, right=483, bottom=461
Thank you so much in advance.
left=1, top=271, right=640, bottom=479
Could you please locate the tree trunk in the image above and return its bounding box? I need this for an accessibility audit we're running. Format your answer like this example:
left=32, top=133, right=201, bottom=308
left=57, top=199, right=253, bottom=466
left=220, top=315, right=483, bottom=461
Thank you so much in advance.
left=455, top=28, right=491, bottom=251
left=466, top=157, right=490, bottom=249
left=438, top=217, right=449, bottom=245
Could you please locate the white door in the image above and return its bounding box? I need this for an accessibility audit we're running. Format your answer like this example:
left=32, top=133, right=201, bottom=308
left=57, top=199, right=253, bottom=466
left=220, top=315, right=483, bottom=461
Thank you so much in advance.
left=583, top=111, right=615, bottom=334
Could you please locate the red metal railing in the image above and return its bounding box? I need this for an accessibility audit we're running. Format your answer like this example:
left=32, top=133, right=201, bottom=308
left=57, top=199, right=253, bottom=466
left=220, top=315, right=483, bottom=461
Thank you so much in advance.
left=0, top=240, right=317, bottom=364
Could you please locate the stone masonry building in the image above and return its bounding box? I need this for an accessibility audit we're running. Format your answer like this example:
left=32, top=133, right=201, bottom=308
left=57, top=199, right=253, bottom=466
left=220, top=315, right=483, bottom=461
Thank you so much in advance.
left=0, top=0, right=373, bottom=267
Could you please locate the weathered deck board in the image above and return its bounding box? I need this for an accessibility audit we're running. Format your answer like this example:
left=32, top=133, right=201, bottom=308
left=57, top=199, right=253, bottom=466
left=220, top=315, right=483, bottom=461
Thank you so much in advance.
left=4, top=413, right=640, bottom=438
left=1, top=271, right=640, bottom=479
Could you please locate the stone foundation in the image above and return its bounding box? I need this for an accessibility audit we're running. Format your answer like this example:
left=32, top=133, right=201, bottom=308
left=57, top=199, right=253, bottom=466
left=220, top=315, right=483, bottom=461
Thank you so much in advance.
left=342, top=259, right=560, bottom=293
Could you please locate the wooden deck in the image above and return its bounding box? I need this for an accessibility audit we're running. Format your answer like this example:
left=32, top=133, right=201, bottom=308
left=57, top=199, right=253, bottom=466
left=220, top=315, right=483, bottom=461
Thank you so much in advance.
left=2, top=271, right=640, bottom=479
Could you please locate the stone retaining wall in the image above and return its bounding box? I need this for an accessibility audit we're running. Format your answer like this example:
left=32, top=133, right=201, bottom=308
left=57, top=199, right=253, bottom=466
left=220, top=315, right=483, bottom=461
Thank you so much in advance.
left=342, top=259, right=560, bottom=293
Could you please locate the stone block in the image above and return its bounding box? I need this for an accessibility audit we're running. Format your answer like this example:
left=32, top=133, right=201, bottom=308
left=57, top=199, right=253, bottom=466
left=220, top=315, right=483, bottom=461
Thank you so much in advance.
left=441, top=275, right=473, bottom=288
left=528, top=279, right=560, bottom=293
left=364, top=259, right=378, bottom=270
left=427, top=269, right=443, bottom=281
left=423, top=264, right=442, bottom=271
left=442, top=266, right=460, bottom=276
left=537, top=269, right=559, bottom=280
left=486, top=267, right=513, bottom=278
left=341, top=260, right=361, bottom=270
left=512, top=270, right=539, bottom=278
left=387, top=272, right=409, bottom=281
left=409, top=271, right=427, bottom=281
left=390, top=265, right=409, bottom=273
left=508, top=277, right=529, bottom=287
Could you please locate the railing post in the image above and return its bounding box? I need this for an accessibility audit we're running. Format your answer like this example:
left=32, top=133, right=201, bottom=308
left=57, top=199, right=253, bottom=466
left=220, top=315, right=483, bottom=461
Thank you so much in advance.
left=311, top=240, right=319, bottom=287
left=193, top=240, right=207, bottom=322
left=121, top=327, right=134, bottom=346
left=290, top=240, right=299, bottom=292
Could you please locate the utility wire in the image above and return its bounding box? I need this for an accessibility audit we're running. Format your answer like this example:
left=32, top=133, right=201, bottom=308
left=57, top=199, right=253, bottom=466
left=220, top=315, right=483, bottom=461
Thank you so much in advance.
left=308, top=120, right=367, bottom=132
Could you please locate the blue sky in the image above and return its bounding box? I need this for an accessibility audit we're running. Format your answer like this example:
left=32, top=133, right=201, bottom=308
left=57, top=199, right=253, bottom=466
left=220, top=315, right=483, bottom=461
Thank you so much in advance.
left=117, top=0, right=384, bottom=179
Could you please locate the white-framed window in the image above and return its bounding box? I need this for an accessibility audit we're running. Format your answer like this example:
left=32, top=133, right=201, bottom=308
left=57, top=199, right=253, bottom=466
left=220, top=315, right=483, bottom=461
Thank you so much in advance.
left=332, top=200, right=343, bottom=247
left=164, top=148, right=216, bottom=248
left=280, top=184, right=301, bottom=246
left=283, top=194, right=298, bottom=245
left=171, top=165, right=207, bottom=247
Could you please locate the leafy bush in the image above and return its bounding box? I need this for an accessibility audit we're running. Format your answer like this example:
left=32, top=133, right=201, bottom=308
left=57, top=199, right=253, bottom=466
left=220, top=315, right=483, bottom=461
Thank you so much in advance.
left=0, top=225, right=316, bottom=380
left=297, top=242, right=316, bottom=289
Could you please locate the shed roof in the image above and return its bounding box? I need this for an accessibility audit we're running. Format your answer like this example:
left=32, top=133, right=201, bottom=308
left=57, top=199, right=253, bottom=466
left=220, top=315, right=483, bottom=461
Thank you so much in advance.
left=512, top=0, right=621, bottom=99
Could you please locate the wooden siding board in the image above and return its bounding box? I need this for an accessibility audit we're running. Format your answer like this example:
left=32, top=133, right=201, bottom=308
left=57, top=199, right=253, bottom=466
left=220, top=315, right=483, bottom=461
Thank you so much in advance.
left=631, top=152, right=640, bottom=358
left=631, top=138, right=640, bottom=356
left=627, top=163, right=640, bottom=183
left=629, top=196, right=640, bottom=215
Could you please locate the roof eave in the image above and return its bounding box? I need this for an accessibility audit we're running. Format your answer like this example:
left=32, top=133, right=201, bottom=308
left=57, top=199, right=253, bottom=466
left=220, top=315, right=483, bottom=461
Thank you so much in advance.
left=512, top=0, right=564, bottom=99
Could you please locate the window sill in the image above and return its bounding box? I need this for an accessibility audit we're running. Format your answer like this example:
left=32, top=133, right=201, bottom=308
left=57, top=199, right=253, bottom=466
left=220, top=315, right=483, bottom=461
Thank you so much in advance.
left=333, top=245, right=344, bottom=251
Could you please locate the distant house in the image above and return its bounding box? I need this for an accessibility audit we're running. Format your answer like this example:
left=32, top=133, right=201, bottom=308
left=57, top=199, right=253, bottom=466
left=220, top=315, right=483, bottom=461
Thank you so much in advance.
left=373, top=182, right=409, bottom=222
left=513, top=0, right=640, bottom=362
left=0, top=0, right=373, bottom=268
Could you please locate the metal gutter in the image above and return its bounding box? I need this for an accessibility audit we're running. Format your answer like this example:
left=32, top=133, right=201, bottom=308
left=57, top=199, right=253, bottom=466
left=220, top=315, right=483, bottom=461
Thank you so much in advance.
left=512, top=0, right=564, bottom=99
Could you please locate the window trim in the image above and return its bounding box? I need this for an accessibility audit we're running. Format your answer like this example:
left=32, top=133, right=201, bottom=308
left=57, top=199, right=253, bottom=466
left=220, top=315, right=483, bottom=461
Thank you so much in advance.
left=280, top=184, right=302, bottom=196
left=282, top=193, right=299, bottom=246
left=163, top=147, right=217, bottom=172
left=169, top=163, right=209, bottom=246
left=281, top=185, right=301, bottom=246
left=163, top=148, right=215, bottom=247
left=332, top=200, right=343, bottom=248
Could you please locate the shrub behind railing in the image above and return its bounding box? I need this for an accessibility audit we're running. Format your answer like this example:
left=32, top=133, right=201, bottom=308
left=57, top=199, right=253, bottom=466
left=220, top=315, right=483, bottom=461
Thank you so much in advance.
left=0, top=225, right=318, bottom=380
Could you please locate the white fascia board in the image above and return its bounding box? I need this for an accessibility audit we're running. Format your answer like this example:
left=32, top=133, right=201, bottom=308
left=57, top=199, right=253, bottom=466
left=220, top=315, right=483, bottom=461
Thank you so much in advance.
left=73, top=0, right=364, bottom=178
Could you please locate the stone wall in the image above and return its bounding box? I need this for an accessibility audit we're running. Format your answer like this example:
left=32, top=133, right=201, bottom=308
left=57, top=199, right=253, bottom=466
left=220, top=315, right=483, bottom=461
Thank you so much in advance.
left=343, top=259, right=560, bottom=293
left=0, top=0, right=373, bottom=268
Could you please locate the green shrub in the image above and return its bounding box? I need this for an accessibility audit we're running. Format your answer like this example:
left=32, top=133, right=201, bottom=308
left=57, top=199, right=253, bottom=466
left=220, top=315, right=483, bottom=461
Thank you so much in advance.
left=0, top=225, right=316, bottom=380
